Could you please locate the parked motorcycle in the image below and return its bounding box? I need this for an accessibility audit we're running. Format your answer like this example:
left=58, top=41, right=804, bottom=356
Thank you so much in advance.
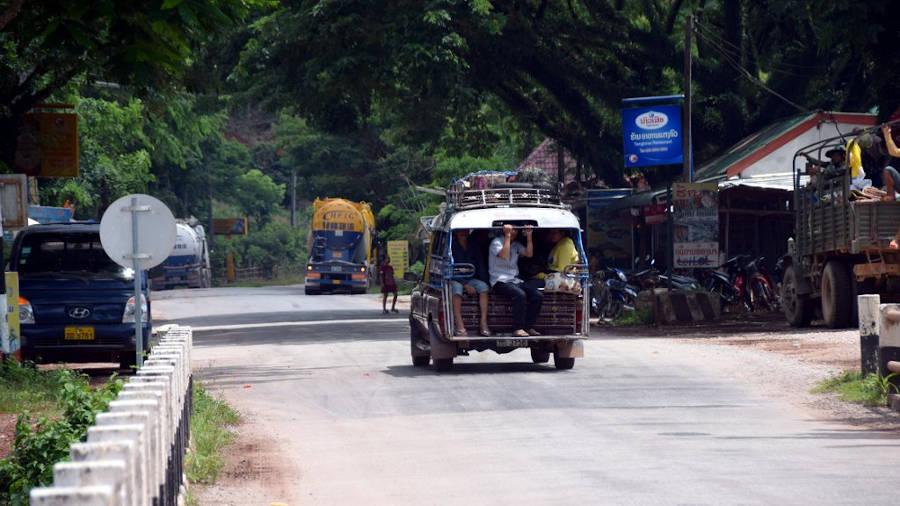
left=591, top=266, right=638, bottom=321
left=745, top=256, right=779, bottom=312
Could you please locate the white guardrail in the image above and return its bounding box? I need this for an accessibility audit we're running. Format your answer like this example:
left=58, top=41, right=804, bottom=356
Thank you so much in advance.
left=858, top=295, right=900, bottom=377
left=30, top=325, right=193, bottom=506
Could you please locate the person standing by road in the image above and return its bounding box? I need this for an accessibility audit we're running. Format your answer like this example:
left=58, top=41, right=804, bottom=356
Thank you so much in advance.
left=489, top=224, right=542, bottom=338
left=379, top=256, right=398, bottom=313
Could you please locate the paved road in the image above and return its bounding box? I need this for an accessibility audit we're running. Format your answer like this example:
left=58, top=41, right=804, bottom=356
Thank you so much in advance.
left=156, top=286, right=900, bottom=505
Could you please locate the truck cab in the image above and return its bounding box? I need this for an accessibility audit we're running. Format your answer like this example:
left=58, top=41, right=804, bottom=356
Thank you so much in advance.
left=305, top=198, right=374, bottom=295
left=10, top=223, right=152, bottom=369
left=408, top=177, right=590, bottom=371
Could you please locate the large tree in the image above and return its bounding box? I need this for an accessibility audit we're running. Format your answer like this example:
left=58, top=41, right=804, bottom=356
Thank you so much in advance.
left=0, top=0, right=254, bottom=169
left=232, top=0, right=899, bottom=185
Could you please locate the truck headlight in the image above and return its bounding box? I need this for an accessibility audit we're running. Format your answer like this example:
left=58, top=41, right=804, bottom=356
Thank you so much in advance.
left=19, top=297, right=34, bottom=324
left=122, top=295, right=148, bottom=323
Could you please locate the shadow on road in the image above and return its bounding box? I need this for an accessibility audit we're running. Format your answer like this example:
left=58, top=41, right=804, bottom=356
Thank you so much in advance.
left=593, top=312, right=852, bottom=340
left=382, top=362, right=564, bottom=377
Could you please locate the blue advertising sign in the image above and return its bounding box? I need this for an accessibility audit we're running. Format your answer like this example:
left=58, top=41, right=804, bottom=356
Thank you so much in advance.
left=29, top=205, right=72, bottom=223
left=622, top=104, right=683, bottom=168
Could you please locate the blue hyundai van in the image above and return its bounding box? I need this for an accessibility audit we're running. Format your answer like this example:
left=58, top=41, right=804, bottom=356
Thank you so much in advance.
left=10, top=223, right=152, bottom=368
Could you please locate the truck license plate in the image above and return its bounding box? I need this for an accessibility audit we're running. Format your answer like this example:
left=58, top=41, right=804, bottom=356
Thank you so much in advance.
left=496, top=339, right=527, bottom=348
left=331, top=265, right=342, bottom=272
left=64, top=327, right=95, bottom=341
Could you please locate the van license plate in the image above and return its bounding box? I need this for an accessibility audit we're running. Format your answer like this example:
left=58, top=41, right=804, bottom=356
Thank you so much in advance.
left=65, top=327, right=95, bottom=341
left=497, top=339, right=527, bottom=348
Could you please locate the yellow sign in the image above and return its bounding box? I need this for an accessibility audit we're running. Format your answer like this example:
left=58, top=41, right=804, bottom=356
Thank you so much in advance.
left=13, top=112, right=79, bottom=177
left=387, top=240, right=409, bottom=279
left=5, top=272, right=19, bottom=355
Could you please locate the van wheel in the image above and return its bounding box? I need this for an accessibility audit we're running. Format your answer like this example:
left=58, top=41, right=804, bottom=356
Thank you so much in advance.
left=433, top=358, right=453, bottom=372
left=530, top=348, right=550, bottom=364
left=822, top=260, right=852, bottom=328
left=553, top=354, right=575, bottom=370
left=119, top=352, right=137, bottom=372
left=411, top=326, right=430, bottom=367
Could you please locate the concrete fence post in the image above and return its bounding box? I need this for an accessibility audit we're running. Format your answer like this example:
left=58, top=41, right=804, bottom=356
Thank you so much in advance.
left=858, top=294, right=880, bottom=375
left=31, top=325, right=193, bottom=506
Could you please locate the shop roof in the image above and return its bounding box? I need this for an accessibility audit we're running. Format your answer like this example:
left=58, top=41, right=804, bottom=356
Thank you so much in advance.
left=694, top=111, right=876, bottom=181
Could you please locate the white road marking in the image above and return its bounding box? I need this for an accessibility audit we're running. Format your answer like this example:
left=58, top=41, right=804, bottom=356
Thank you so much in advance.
left=191, top=318, right=406, bottom=332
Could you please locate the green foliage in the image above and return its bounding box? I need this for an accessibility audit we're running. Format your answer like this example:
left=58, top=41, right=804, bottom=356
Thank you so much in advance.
left=0, top=359, right=66, bottom=414
left=219, top=219, right=307, bottom=277
left=0, top=369, right=123, bottom=505
left=812, top=370, right=900, bottom=406
left=234, top=169, right=285, bottom=225
left=409, top=260, right=425, bottom=278
left=185, top=383, right=239, bottom=485
left=611, top=309, right=655, bottom=327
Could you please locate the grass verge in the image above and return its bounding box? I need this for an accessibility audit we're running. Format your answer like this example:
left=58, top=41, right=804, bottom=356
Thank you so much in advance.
left=0, top=359, right=67, bottom=415
left=185, top=383, right=240, bottom=488
left=611, top=309, right=655, bottom=327
left=811, top=370, right=900, bottom=406
left=221, top=273, right=305, bottom=288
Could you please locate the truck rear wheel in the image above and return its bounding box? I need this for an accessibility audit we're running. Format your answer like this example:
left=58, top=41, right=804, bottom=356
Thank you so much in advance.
left=783, top=266, right=813, bottom=327
left=822, top=260, right=852, bottom=328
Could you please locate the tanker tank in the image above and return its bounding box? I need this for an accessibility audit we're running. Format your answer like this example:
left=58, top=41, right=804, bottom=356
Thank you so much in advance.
left=150, top=219, right=211, bottom=290
left=304, top=198, right=375, bottom=295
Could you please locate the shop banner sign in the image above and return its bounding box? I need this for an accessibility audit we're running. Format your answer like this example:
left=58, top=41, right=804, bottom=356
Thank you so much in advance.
left=585, top=189, right=633, bottom=269
left=644, top=203, right=667, bottom=225
left=622, top=105, right=683, bottom=168
left=387, top=240, right=409, bottom=278
left=29, top=205, right=72, bottom=223
left=13, top=112, right=79, bottom=177
left=673, top=182, right=719, bottom=268
left=4, top=272, right=19, bottom=355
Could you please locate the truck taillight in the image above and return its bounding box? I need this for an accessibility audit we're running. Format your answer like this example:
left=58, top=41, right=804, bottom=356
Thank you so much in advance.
left=351, top=273, right=365, bottom=280
left=575, top=306, right=583, bottom=333
left=306, top=272, right=321, bottom=279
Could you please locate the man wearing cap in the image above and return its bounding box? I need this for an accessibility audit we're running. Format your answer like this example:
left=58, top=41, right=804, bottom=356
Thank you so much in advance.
left=802, top=145, right=846, bottom=181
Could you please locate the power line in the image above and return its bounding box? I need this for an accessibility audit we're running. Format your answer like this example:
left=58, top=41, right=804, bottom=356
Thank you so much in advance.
left=693, top=21, right=810, bottom=113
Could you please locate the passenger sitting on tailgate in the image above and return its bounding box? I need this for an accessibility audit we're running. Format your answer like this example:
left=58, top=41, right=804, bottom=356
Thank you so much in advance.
left=489, top=224, right=542, bottom=338
left=527, top=229, right=580, bottom=288
left=450, top=229, right=491, bottom=337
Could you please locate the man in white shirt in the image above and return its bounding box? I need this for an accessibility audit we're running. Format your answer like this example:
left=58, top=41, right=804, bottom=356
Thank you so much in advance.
left=489, top=224, right=542, bottom=337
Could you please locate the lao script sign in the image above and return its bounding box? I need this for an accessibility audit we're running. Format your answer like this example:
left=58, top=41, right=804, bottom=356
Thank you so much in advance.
left=673, top=182, right=719, bottom=268
left=622, top=104, right=683, bottom=168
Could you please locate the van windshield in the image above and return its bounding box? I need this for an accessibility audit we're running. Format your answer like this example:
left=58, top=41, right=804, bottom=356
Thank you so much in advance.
left=16, top=233, right=132, bottom=280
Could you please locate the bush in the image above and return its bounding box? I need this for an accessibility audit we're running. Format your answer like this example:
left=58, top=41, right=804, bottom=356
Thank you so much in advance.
left=0, top=369, right=123, bottom=505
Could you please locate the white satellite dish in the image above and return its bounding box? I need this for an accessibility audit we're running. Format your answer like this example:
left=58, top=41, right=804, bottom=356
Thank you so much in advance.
left=100, top=194, right=176, bottom=271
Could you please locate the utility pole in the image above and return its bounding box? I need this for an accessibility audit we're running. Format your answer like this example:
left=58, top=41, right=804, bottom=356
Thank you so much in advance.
left=290, top=170, right=297, bottom=227
left=682, top=13, right=693, bottom=183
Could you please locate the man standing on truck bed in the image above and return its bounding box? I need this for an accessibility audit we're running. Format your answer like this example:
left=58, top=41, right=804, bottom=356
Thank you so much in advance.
left=489, top=224, right=542, bottom=338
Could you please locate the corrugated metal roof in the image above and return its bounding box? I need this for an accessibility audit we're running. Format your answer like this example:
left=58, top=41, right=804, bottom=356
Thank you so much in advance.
left=694, top=112, right=813, bottom=181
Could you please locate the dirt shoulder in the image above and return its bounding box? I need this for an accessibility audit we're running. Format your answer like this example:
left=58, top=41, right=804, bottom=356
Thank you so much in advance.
left=595, top=312, right=900, bottom=431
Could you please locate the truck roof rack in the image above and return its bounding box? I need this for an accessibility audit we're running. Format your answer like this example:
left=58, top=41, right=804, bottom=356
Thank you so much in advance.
left=447, top=185, right=565, bottom=210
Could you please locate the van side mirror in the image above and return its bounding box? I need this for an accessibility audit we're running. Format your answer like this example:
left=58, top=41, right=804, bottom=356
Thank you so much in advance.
left=403, top=272, right=419, bottom=282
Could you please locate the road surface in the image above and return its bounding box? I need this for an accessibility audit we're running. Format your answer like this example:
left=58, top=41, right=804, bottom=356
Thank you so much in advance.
left=155, top=286, right=900, bottom=505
